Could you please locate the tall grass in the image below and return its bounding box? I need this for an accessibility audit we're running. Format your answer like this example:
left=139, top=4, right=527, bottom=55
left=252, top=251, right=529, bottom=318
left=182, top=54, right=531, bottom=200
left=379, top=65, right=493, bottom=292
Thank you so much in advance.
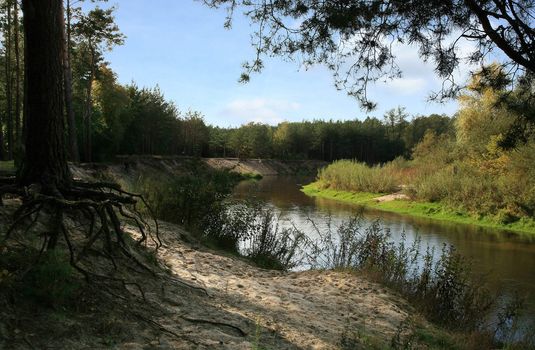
left=203, top=201, right=306, bottom=270
left=316, top=154, right=535, bottom=225
left=317, top=160, right=398, bottom=193
left=408, top=162, right=535, bottom=222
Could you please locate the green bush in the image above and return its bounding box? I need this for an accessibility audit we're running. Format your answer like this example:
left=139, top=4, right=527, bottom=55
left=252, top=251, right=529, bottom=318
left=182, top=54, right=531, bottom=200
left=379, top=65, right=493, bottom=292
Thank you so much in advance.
left=243, top=209, right=305, bottom=270
left=203, top=201, right=305, bottom=270
left=317, top=160, right=398, bottom=193
left=408, top=160, right=535, bottom=220
left=136, top=168, right=240, bottom=229
left=201, top=201, right=261, bottom=252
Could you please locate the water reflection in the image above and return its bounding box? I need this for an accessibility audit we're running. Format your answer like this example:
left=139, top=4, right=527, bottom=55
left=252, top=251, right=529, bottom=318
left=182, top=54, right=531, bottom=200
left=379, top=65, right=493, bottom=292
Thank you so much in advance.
left=234, top=175, right=535, bottom=318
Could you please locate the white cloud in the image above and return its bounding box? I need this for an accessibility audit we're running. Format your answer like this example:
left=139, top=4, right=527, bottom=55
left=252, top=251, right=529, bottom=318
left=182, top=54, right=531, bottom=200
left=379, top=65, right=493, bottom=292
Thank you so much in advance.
left=369, top=36, right=482, bottom=106
left=220, top=98, right=301, bottom=125
left=386, top=77, right=427, bottom=95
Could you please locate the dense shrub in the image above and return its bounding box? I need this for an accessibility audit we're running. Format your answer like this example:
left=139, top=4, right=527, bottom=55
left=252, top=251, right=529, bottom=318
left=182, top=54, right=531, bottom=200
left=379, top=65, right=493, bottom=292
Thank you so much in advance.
left=408, top=160, right=535, bottom=220
left=317, top=160, right=398, bottom=193
left=203, top=201, right=305, bottom=270
left=138, top=171, right=304, bottom=270
left=136, top=168, right=240, bottom=229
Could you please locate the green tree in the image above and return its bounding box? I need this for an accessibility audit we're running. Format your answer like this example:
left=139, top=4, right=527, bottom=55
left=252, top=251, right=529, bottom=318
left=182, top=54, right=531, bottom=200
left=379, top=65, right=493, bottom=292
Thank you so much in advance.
left=180, top=111, right=209, bottom=157
left=72, top=6, right=124, bottom=162
left=273, top=122, right=292, bottom=159
left=119, top=85, right=180, bottom=155
left=208, top=126, right=232, bottom=157
left=402, top=114, right=454, bottom=155
left=229, top=122, right=273, bottom=158
left=456, top=65, right=516, bottom=157
left=92, top=65, right=131, bottom=160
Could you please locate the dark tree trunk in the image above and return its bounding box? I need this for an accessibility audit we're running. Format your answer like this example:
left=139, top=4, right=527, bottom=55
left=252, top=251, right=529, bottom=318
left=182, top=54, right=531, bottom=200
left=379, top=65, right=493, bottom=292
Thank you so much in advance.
left=0, top=114, right=4, bottom=160
left=5, top=0, right=14, bottom=160
left=19, top=0, right=71, bottom=191
left=64, top=0, right=79, bottom=162
left=83, top=50, right=95, bottom=162
left=13, top=0, right=21, bottom=154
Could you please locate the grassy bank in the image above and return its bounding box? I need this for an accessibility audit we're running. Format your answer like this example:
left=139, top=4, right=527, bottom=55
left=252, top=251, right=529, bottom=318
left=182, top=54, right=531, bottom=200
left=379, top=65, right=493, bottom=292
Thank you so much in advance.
left=302, top=182, right=535, bottom=235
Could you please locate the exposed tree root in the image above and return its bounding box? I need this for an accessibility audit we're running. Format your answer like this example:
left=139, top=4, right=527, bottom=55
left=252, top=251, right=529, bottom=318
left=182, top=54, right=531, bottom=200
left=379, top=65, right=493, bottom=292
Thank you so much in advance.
left=164, top=276, right=210, bottom=297
left=0, top=179, right=161, bottom=284
left=0, top=178, right=238, bottom=345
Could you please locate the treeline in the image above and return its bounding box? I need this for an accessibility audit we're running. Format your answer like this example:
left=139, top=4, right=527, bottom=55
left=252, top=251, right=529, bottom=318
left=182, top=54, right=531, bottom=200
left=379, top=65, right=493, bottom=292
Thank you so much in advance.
left=208, top=111, right=452, bottom=163
left=78, top=78, right=454, bottom=162
left=68, top=70, right=457, bottom=162
left=0, top=0, right=453, bottom=164
left=78, top=74, right=455, bottom=161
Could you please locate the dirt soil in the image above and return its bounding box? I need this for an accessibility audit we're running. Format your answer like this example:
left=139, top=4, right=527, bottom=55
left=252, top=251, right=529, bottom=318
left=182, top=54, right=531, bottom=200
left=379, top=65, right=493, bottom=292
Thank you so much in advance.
left=0, top=209, right=412, bottom=349
left=151, top=222, right=411, bottom=349
left=1, top=159, right=418, bottom=349
left=110, top=155, right=327, bottom=177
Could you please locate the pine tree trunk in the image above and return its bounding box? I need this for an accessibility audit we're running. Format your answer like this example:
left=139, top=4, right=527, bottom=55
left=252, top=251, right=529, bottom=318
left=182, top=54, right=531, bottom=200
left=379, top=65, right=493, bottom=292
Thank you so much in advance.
left=63, top=0, right=79, bottom=162
left=5, top=0, right=14, bottom=160
left=13, top=0, right=21, bottom=154
left=83, top=50, right=95, bottom=162
left=19, top=0, right=71, bottom=191
left=0, top=113, right=4, bottom=160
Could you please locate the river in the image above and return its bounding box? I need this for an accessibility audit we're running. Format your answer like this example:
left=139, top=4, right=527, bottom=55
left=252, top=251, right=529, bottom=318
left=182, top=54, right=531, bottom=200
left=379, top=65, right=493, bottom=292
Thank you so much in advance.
left=233, top=175, right=535, bottom=329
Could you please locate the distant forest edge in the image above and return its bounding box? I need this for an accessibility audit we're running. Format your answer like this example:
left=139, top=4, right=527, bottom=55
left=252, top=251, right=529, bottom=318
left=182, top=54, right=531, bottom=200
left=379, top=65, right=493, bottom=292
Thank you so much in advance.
left=83, top=100, right=452, bottom=164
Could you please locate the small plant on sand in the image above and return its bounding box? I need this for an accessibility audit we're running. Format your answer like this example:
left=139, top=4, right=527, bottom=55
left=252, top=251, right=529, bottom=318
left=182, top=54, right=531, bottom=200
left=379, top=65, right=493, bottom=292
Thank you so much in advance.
left=252, top=316, right=270, bottom=350
left=203, top=201, right=306, bottom=270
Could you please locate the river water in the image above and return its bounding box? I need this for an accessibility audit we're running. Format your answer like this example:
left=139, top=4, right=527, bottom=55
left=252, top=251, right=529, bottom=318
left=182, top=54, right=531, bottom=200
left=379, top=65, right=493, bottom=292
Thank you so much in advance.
left=233, top=175, right=535, bottom=327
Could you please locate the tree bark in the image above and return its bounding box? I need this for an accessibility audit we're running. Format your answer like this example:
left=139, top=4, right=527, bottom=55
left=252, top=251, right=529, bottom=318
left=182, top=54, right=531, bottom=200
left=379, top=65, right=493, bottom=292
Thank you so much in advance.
left=5, top=0, right=14, bottom=160
left=13, top=0, right=21, bottom=154
left=19, top=0, right=71, bottom=191
left=83, top=48, right=95, bottom=162
left=0, top=113, right=4, bottom=160
left=63, top=0, right=79, bottom=162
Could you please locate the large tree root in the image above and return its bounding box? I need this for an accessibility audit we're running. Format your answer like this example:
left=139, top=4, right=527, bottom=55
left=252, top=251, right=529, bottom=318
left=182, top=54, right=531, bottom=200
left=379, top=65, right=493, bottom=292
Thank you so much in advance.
left=0, top=179, right=161, bottom=284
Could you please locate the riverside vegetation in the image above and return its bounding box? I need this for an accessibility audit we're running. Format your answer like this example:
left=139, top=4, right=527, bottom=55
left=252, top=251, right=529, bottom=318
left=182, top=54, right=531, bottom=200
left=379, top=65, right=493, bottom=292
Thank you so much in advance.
left=304, top=65, right=535, bottom=235
left=1, top=158, right=533, bottom=348
left=130, top=162, right=532, bottom=348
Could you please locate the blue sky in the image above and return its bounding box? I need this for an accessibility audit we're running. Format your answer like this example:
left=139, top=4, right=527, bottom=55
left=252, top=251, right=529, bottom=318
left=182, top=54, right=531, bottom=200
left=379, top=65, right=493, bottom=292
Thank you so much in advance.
left=94, top=0, right=467, bottom=127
